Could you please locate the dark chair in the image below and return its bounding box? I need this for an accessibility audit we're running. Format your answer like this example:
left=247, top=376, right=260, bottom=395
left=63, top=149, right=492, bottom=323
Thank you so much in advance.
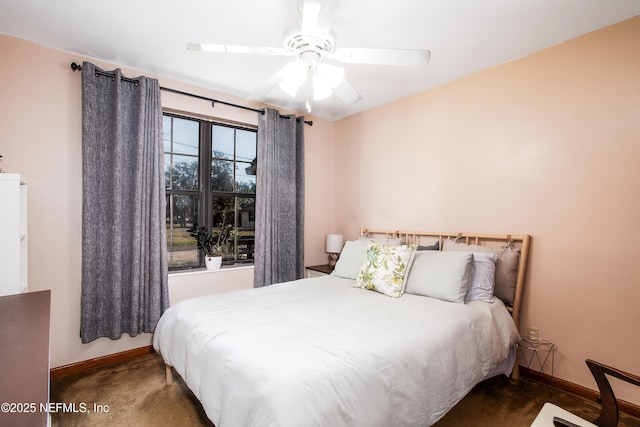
left=532, top=359, right=640, bottom=427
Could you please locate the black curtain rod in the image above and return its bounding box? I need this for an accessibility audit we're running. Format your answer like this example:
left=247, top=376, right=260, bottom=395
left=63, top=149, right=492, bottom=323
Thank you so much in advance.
left=70, top=62, right=312, bottom=126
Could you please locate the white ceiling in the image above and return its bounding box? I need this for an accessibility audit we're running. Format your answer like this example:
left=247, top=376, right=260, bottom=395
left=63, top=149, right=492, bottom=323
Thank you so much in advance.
left=1, top=0, right=639, bottom=121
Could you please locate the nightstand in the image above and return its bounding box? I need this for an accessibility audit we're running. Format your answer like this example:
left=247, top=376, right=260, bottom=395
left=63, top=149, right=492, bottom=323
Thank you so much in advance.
left=305, top=264, right=334, bottom=278
left=517, top=338, right=557, bottom=382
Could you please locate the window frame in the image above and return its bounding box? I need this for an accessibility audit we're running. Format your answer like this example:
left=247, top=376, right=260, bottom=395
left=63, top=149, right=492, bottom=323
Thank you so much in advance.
left=164, top=110, right=257, bottom=271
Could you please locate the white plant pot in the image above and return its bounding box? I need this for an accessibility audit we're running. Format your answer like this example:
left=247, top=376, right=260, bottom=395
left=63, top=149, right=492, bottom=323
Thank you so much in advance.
left=205, top=256, right=222, bottom=270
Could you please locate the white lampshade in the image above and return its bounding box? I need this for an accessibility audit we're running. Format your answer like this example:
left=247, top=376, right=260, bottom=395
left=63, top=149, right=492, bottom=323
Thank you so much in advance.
left=313, top=63, right=344, bottom=100
left=325, top=234, right=344, bottom=253
left=278, top=61, right=309, bottom=97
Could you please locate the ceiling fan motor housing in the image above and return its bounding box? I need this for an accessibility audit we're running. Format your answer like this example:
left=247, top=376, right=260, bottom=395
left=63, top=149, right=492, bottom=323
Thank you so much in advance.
left=284, top=30, right=336, bottom=68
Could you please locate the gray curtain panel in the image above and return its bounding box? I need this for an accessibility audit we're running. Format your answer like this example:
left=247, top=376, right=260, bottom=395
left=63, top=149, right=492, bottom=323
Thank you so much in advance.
left=254, top=108, right=305, bottom=287
left=80, top=62, right=169, bottom=343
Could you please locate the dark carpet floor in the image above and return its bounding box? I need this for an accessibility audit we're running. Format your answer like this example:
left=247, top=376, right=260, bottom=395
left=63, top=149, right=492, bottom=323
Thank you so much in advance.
left=50, top=353, right=640, bottom=427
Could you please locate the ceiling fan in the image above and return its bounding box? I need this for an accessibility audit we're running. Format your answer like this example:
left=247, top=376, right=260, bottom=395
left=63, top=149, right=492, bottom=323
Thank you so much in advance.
left=187, top=0, right=430, bottom=111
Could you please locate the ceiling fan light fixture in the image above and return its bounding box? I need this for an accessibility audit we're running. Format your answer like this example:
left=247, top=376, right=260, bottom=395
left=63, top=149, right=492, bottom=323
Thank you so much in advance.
left=278, top=61, right=309, bottom=97
left=311, top=63, right=344, bottom=100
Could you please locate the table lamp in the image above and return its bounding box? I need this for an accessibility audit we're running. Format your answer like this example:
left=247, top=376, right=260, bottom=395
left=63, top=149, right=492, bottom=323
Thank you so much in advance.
left=325, top=234, right=344, bottom=268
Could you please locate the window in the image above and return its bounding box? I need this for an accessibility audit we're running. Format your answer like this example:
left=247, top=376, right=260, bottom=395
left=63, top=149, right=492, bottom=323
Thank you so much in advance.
left=163, top=113, right=257, bottom=270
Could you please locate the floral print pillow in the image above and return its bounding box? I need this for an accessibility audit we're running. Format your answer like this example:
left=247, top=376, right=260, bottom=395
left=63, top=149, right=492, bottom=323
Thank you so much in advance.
left=353, top=243, right=417, bottom=297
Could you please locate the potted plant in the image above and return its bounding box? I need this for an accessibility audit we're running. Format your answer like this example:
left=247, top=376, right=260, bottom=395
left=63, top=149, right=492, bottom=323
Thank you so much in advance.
left=187, top=223, right=233, bottom=270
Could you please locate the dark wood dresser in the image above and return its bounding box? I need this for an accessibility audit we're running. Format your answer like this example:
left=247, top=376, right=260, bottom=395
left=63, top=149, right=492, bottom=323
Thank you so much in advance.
left=0, top=290, right=51, bottom=427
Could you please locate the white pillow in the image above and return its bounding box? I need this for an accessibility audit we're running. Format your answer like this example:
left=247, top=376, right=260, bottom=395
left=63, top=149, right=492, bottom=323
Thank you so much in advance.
left=467, top=252, right=498, bottom=303
left=353, top=243, right=416, bottom=298
left=442, top=240, right=520, bottom=305
left=404, top=251, right=473, bottom=303
left=331, top=240, right=371, bottom=280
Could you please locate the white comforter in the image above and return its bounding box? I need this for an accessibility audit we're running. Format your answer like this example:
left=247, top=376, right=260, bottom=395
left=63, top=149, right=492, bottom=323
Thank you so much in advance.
left=153, top=275, right=519, bottom=427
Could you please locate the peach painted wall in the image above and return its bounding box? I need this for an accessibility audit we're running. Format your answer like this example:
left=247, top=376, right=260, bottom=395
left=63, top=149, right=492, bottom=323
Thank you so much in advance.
left=333, top=17, right=640, bottom=404
left=0, top=34, right=334, bottom=368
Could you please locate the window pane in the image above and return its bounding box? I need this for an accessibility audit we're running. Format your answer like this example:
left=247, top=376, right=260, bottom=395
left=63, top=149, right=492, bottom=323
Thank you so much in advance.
left=166, top=194, right=199, bottom=269
left=212, top=195, right=235, bottom=264
left=236, top=129, right=256, bottom=164
left=170, top=155, right=199, bottom=190
left=172, top=117, right=199, bottom=156
left=164, top=115, right=200, bottom=191
left=163, top=116, right=172, bottom=153
left=237, top=196, right=255, bottom=262
left=164, top=153, right=171, bottom=188
left=212, top=195, right=235, bottom=229
left=211, top=158, right=234, bottom=192
left=212, top=125, right=234, bottom=160
left=236, top=162, right=256, bottom=194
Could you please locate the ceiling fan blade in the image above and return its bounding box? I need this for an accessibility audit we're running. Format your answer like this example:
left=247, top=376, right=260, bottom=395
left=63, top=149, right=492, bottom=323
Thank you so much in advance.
left=333, top=76, right=362, bottom=104
left=329, top=48, right=430, bottom=67
left=187, top=42, right=289, bottom=56
left=299, top=0, right=334, bottom=40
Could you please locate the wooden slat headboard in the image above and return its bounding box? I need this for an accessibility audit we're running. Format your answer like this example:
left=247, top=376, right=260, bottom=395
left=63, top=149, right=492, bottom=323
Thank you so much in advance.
left=359, top=228, right=531, bottom=330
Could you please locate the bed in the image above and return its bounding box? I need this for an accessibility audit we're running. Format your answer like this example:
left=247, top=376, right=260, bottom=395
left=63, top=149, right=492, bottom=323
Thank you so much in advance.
left=153, top=229, right=531, bottom=427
